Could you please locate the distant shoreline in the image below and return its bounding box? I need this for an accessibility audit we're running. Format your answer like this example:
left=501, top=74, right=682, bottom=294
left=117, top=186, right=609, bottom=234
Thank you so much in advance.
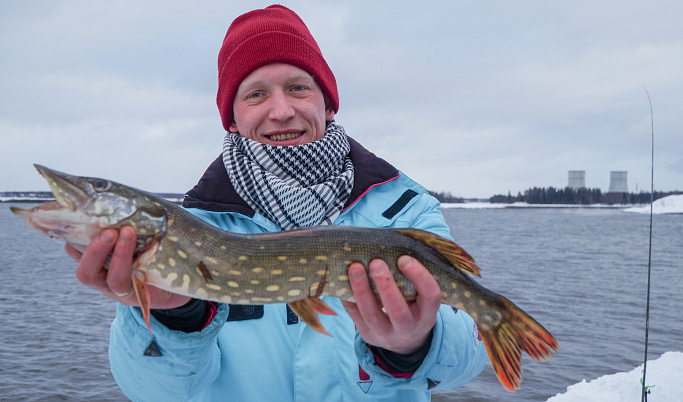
left=0, top=198, right=643, bottom=208
left=5, top=196, right=681, bottom=214
left=443, top=195, right=683, bottom=214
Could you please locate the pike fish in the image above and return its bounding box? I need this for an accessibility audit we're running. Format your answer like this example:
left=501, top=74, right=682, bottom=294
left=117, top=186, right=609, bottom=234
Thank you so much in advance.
left=12, top=164, right=558, bottom=392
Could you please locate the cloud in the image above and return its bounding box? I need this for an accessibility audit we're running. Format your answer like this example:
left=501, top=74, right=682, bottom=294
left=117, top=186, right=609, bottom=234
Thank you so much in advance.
left=1, top=0, right=681, bottom=197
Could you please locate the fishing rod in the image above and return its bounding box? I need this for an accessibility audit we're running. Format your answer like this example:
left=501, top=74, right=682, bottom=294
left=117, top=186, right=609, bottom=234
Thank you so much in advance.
left=640, top=87, right=654, bottom=402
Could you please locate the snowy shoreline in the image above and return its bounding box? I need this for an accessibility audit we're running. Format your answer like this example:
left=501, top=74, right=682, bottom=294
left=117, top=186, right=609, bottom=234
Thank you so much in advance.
left=547, top=351, right=683, bottom=401
left=441, top=194, right=683, bottom=214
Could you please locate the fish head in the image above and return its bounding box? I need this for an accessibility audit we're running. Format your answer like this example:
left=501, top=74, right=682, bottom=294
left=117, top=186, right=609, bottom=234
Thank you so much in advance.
left=11, top=164, right=167, bottom=252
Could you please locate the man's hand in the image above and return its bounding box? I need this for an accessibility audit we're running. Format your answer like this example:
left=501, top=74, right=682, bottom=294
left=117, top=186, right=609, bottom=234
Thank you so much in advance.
left=65, top=226, right=191, bottom=309
left=341, top=255, right=441, bottom=355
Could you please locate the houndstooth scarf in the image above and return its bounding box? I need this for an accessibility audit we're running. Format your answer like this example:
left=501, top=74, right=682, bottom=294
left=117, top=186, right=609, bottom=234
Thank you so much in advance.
left=222, top=121, right=354, bottom=230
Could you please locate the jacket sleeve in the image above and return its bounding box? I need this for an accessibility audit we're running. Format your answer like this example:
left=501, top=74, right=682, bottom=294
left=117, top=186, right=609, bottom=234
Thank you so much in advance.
left=108, top=302, right=229, bottom=401
left=356, top=305, right=488, bottom=390
left=355, top=187, right=489, bottom=390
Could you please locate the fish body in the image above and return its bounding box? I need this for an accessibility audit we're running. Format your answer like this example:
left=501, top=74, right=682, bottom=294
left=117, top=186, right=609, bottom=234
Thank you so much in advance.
left=12, top=164, right=558, bottom=392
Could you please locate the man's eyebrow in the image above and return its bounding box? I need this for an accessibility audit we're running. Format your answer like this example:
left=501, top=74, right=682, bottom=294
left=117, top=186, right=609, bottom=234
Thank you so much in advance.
left=238, top=74, right=315, bottom=94
left=288, top=73, right=315, bottom=81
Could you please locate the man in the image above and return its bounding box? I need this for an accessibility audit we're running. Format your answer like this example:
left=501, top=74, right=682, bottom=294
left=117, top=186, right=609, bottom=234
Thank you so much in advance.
left=68, top=5, right=488, bottom=401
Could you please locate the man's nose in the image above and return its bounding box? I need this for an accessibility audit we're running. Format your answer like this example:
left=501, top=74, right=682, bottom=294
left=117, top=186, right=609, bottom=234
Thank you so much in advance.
left=269, top=90, right=295, bottom=121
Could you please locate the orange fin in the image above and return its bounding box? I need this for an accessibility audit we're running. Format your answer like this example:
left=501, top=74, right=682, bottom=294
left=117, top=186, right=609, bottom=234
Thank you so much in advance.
left=132, top=271, right=152, bottom=334
left=393, top=228, right=481, bottom=277
left=306, top=297, right=337, bottom=316
left=478, top=296, right=559, bottom=392
left=287, top=297, right=336, bottom=337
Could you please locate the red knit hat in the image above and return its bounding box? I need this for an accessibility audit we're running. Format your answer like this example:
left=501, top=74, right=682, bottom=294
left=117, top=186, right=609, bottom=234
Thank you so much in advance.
left=217, top=5, right=339, bottom=131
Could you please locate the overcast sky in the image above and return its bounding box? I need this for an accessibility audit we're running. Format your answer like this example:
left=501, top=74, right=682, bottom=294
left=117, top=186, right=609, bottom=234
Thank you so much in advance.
left=1, top=0, right=681, bottom=198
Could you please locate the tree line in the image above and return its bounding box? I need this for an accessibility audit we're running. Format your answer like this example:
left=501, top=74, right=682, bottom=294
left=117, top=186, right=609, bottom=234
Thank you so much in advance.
left=490, top=187, right=681, bottom=205
left=427, top=190, right=464, bottom=203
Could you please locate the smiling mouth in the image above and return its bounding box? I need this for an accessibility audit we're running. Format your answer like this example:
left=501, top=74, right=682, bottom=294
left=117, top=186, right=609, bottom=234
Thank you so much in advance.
left=269, top=132, right=303, bottom=142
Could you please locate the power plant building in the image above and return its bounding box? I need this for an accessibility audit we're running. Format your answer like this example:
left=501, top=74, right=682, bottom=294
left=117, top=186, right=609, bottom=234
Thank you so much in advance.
left=608, top=171, right=628, bottom=193
left=568, top=171, right=585, bottom=189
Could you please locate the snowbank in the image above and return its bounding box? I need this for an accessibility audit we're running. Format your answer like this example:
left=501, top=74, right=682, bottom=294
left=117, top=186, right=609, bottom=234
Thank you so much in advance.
left=623, top=194, right=683, bottom=214
left=548, top=351, right=683, bottom=401
left=442, top=194, right=683, bottom=214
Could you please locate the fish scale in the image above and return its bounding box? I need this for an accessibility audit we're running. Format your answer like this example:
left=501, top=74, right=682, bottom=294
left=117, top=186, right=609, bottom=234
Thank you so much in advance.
left=11, top=164, right=558, bottom=392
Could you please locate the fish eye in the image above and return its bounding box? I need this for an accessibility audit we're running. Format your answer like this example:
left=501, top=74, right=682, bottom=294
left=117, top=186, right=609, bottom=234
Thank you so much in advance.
left=93, top=179, right=112, bottom=192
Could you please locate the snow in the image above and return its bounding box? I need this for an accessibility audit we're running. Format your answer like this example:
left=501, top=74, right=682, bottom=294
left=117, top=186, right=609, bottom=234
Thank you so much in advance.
left=547, top=351, right=683, bottom=401
left=442, top=194, right=683, bottom=214
left=623, top=194, right=683, bottom=215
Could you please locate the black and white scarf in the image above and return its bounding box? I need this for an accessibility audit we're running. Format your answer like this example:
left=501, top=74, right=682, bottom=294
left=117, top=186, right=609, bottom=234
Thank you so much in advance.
left=222, top=121, right=355, bottom=230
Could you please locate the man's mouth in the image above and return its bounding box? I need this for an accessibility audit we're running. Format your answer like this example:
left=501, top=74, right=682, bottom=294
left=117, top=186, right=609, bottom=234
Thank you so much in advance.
left=269, top=132, right=303, bottom=142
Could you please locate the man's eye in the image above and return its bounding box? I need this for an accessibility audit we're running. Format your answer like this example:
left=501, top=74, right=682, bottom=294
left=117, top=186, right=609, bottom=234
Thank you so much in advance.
left=292, top=85, right=305, bottom=92
left=247, top=92, right=262, bottom=99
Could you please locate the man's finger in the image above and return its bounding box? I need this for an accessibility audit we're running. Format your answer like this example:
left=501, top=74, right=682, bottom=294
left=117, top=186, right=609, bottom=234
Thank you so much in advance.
left=106, top=226, right=137, bottom=297
left=396, top=255, right=441, bottom=323
left=368, top=259, right=414, bottom=329
left=74, top=229, right=118, bottom=292
left=347, top=262, right=390, bottom=332
left=64, top=244, right=83, bottom=262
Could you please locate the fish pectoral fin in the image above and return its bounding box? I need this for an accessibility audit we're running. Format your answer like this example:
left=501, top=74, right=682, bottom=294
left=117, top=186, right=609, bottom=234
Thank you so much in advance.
left=393, top=228, right=482, bottom=277
left=287, top=297, right=336, bottom=337
left=132, top=271, right=153, bottom=334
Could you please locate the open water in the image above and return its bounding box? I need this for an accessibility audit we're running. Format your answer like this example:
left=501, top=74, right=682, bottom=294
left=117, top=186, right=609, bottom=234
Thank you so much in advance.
left=0, top=204, right=681, bottom=401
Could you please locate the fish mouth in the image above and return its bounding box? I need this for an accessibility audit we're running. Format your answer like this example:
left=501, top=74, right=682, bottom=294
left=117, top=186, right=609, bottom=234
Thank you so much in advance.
left=33, top=164, right=92, bottom=212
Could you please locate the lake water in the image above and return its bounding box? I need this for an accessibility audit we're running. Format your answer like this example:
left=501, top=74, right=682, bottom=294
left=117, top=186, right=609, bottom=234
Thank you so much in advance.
left=1, top=204, right=681, bottom=401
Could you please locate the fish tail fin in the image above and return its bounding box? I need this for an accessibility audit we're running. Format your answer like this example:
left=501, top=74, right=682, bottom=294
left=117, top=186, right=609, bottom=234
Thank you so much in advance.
left=132, top=272, right=153, bottom=334
left=479, top=297, right=559, bottom=392
left=393, top=228, right=481, bottom=276
left=287, top=297, right=336, bottom=337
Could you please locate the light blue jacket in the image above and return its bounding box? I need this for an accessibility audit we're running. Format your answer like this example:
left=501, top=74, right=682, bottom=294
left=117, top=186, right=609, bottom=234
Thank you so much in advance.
left=108, top=150, right=488, bottom=401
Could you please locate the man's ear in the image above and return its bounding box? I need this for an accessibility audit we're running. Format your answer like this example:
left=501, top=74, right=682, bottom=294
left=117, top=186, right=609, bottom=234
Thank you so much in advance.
left=228, top=120, right=238, bottom=133
left=325, top=107, right=335, bottom=121
left=323, top=94, right=335, bottom=121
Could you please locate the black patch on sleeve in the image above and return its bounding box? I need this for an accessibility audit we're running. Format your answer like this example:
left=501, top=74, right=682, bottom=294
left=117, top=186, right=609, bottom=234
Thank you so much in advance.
left=227, top=305, right=264, bottom=322
left=286, top=304, right=299, bottom=325
left=381, top=189, right=418, bottom=219
left=143, top=339, right=163, bottom=357
left=427, top=378, right=441, bottom=390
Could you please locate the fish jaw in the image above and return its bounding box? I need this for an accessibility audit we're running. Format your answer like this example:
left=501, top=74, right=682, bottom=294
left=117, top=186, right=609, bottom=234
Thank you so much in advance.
left=34, top=164, right=92, bottom=212
left=11, top=201, right=106, bottom=251
left=11, top=165, right=143, bottom=250
left=33, top=164, right=140, bottom=225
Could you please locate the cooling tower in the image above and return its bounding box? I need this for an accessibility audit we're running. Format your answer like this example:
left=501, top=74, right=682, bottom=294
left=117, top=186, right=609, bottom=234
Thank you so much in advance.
left=608, top=171, right=628, bottom=193
left=568, top=171, right=585, bottom=189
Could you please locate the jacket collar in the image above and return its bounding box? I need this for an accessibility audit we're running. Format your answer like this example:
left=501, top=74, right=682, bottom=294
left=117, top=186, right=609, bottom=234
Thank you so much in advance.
left=183, top=137, right=399, bottom=215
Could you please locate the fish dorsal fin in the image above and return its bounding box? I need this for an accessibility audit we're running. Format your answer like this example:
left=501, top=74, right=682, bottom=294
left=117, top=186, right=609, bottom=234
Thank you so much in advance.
left=393, top=228, right=481, bottom=277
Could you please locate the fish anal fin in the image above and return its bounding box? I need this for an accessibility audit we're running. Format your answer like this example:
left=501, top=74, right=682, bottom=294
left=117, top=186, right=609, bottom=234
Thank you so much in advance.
left=393, top=228, right=481, bottom=277
left=477, top=296, right=559, bottom=392
left=307, top=297, right=337, bottom=316
left=287, top=297, right=335, bottom=336
left=132, top=271, right=153, bottom=334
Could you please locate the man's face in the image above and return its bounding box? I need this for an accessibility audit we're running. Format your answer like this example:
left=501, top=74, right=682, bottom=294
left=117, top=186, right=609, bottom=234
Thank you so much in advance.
left=229, top=63, right=335, bottom=146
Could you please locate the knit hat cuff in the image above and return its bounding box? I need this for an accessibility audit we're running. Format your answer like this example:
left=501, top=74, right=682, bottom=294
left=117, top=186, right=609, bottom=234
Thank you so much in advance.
left=217, top=31, right=338, bottom=131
